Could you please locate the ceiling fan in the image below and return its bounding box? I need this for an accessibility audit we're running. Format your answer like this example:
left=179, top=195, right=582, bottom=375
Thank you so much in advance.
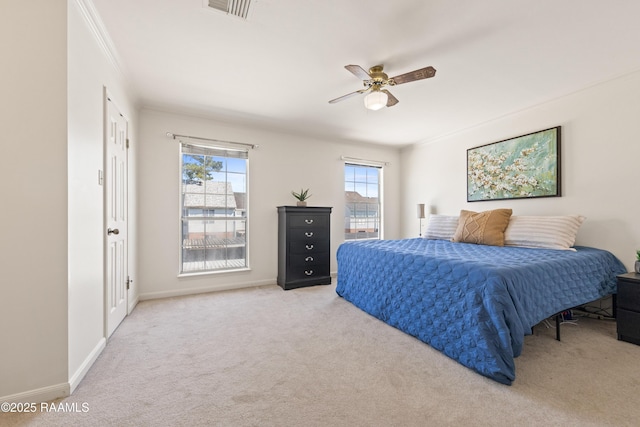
left=329, top=64, right=436, bottom=110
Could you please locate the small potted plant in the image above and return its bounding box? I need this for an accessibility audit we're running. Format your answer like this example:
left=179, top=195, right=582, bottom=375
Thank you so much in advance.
left=292, top=188, right=311, bottom=207
left=636, top=249, right=640, bottom=273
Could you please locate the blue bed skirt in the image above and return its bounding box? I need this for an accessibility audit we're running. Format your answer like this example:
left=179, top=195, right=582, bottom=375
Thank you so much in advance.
left=336, top=239, right=626, bottom=384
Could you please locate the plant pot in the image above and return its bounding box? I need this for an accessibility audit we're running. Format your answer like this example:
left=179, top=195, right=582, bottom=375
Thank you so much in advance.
left=635, top=260, right=640, bottom=274
left=296, top=201, right=307, bottom=207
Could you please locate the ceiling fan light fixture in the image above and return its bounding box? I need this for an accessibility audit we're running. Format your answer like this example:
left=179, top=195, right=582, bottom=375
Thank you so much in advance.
left=364, top=90, right=388, bottom=111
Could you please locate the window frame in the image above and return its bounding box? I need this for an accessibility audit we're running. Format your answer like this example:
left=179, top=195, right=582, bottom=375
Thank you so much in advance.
left=178, top=142, right=250, bottom=276
left=344, top=162, right=383, bottom=241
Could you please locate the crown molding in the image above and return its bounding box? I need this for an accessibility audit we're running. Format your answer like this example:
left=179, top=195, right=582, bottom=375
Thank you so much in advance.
left=73, top=0, right=125, bottom=77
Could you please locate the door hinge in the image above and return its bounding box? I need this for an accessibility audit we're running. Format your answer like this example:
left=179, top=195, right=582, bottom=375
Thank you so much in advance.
left=126, top=138, right=130, bottom=149
left=126, top=276, right=132, bottom=290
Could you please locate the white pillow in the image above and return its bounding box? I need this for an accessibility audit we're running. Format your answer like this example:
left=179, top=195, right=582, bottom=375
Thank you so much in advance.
left=424, top=214, right=459, bottom=240
left=504, top=215, right=586, bottom=251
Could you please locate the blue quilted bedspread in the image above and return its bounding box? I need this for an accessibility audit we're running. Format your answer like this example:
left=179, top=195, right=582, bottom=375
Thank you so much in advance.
left=335, top=239, right=626, bottom=385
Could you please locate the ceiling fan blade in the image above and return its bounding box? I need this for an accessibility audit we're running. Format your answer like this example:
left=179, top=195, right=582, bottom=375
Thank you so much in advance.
left=328, top=88, right=369, bottom=104
left=390, top=66, right=436, bottom=85
left=345, top=64, right=372, bottom=80
left=382, top=90, right=399, bottom=107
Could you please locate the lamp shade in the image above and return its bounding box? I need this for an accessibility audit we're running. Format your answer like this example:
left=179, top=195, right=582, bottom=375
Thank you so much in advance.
left=417, top=203, right=425, bottom=219
left=364, top=90, right=388, bottom=110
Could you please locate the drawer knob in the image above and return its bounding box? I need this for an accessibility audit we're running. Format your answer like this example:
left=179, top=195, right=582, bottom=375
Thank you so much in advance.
left=305, top=219, right=314, bottom=224
left=306, top=244, right=314, bottom=250
left=305, top=232, right=314, bottom=237
left=304, top=270, right=314, bottom=276
left=305, top=256, right=314, bottom=262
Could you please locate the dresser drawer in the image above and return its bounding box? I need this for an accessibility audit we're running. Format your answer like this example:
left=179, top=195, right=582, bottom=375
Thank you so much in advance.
left=286, top=263, right=330, bottom=282
left=618, top=279, right=640, bottom=311
left=289, top=239, right=329, bottom=254
left=289, top=252, right=329, bottom=269
left=617, top=308, right=640, bottom=343
left=289, top=214, right=328, bottom=228
left=288, top=227, right=327, bottom=242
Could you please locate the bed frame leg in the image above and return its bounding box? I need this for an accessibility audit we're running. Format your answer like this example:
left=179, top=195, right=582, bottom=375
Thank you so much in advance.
left=555, top=314, right=561, bottom=341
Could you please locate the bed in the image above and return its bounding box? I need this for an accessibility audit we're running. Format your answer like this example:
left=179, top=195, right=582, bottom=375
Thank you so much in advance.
left=335, top=237, right=626, bottom=385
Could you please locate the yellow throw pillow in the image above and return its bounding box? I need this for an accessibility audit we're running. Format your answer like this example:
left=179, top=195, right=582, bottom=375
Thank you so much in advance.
left=452, top=209, right=513, bottom=246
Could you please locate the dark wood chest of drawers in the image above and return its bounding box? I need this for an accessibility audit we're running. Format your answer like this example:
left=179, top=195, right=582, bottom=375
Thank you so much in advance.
left=277, top=206, right=332, bottom=290
left=617, top=272, right=640, bottom=346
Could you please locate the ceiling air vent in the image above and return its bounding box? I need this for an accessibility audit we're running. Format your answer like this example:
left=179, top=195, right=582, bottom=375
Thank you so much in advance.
left=207, top=0, right=252, bottom=20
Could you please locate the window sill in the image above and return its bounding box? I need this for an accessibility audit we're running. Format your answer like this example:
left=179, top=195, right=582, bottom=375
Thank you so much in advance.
left=178, top=267, right=251, bottom=278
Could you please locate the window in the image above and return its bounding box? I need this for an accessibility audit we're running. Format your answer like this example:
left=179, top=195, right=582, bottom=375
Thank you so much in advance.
left=344, top=163, right=381, bottom=240
left=180, top=143, right=248, bottom=274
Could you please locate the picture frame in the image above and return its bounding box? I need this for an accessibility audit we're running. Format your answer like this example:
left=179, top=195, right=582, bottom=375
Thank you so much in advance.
left=467, top=126, right=561, bottom=202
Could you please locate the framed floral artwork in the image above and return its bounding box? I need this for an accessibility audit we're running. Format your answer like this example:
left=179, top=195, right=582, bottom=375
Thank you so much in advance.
left=467, top=126, right=561, bottom=202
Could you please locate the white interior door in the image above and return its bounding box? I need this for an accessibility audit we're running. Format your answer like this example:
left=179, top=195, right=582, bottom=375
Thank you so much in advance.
left=105, top=94, right=128, bottom=338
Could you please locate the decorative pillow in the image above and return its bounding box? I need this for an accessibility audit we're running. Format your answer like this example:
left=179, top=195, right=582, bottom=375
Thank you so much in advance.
left=451, top=209, right=513, bottom=246
left=424, top=214, right=459, bottom=240
left=504, top=215, right=585, bottom=251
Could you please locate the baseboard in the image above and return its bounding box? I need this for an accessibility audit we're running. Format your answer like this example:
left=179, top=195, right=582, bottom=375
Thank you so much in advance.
left=3, top=333, right=107, bottom=404
left=139, top=278, right=276, bottom=301
left=69, top=338, right=106, bottom=394
left=1, top=383, right=69, bottom=404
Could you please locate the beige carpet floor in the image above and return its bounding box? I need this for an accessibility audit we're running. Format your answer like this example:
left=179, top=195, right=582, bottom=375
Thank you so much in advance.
left=4, top=283, right=640, bottom=426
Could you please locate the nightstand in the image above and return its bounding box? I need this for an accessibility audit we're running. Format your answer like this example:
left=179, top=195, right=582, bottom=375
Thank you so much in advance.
left=617, top=272, right=640, bottom=345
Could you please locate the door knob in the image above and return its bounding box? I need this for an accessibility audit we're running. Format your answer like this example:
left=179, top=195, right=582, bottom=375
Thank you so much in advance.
left=107, top=228, right=120, bottom=235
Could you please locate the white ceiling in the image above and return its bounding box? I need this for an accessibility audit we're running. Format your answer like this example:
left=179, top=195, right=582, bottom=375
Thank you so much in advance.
left=90, top=0, right=640, bottom=147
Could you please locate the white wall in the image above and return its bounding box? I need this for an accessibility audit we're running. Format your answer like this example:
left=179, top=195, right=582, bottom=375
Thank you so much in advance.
left=400, top=70, right=640, bottom=270
left=67, top=0, right=138, bottom=392
left=0, top=0, right=138, bottom=402
left=0, top=1, right=69, bottom=399
left=138, top=109, right=400, bottom=298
